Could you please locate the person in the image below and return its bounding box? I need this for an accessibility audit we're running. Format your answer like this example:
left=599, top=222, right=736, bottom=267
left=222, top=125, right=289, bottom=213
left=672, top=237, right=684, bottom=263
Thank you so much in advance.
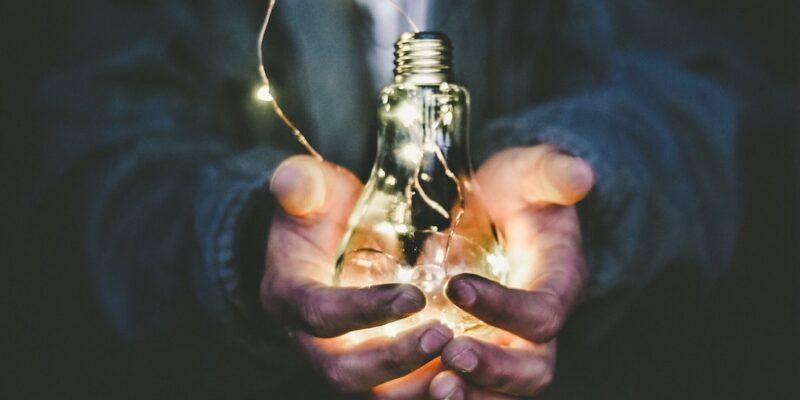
left=8, top=0, right=797, bottom=398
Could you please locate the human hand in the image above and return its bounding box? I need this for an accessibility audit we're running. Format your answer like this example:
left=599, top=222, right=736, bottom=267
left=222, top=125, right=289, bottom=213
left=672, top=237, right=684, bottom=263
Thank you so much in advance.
left=430, top=145, right=595, bottom=399
left=262, top=155, right=454, bottom=396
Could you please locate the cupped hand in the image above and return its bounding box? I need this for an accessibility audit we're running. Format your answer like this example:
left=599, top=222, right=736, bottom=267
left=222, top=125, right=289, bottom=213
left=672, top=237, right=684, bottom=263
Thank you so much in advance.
left=262, top=155, right=453, bottom=397
left=430, top=145, right=595, bottom=399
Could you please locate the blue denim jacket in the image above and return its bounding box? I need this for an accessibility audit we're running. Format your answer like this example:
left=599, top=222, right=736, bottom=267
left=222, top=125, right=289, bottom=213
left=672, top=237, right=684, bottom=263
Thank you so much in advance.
left=28, top=0, right=753, bottom=397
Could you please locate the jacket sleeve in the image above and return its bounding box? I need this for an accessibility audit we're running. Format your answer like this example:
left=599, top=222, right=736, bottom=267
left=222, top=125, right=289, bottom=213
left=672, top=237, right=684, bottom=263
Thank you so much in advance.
left=473, top=1, right=743, bottom=344
left=30, top=1, right=292, bottom=356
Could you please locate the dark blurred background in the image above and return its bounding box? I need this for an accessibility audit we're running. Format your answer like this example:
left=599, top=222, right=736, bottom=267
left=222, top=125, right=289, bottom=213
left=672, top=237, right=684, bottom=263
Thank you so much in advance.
left=2, top=1, right=798, bottom=399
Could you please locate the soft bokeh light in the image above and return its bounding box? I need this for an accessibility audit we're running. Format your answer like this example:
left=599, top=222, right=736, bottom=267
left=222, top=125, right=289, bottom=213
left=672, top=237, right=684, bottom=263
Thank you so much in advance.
left=255, top=84, right=273, bottom=102
left=397, top=143, right=424, bottom=164
left=394, top=102, right=420, bottom=126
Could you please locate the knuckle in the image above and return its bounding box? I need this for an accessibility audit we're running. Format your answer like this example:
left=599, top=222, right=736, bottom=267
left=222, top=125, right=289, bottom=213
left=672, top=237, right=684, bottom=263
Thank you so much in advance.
left=487, top=365, right=517, bottom=392
left=529, top=293, right=564, bottom=341
left=301, top=295, right=331, bottom=336
left=383, top=345, right=413, bottom=376
left=323, top=358, right=360, bottom=393
left=521, top=359, right=554, bottom=396
left=534, top=365, right=555, bottom=395
left=261, top=278, right=287, bottom=320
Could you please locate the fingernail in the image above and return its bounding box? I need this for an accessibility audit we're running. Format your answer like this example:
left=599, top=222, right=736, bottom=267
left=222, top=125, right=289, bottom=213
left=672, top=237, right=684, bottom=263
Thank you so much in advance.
left=449, top=348, right=478, bottom=373
left=269, top=158, right=325, bottom=215
left=419, top=326, right=453, bottom=354
left=547, top=154, right=595, bottom=201
left=446, top=279, right=477, bottom=307
left=431, top=374, right=462, bottom=400
left=563, top=156, right=594, bottom=190
left=390, top=289, right=425, bottom=315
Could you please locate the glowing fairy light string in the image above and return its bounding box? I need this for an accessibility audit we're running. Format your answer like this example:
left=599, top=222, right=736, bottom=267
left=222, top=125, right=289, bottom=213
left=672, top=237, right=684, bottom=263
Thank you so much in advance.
left=258, top=0, right=322, bottom=160
left=433, top=143, right=465, bottom=268
left=414, top=170, right=450, bottom=219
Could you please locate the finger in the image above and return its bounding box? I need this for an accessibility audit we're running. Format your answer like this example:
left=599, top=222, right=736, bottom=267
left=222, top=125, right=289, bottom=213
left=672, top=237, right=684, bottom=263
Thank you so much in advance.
left=441, top=337, right=555, bottom=397
left=264, top=281, right=425, bottom=338
left=270, top=155, right=362, bottom=218
left=429, top=371, right=516, bottom=400
left=299, top=322, right=454, bottom=394
left=446, top=274, right=569, bottom=342
left=270, top=155, right=326, bottom=216
left=266, top=156, right=400, bottom=336
left=267, top=155, right=362, bottom=272
left=370, top=358, right=444, bottom=400
left=477, top=145, right=594, bottom=208
left=535, top=147, right=595, bottom=205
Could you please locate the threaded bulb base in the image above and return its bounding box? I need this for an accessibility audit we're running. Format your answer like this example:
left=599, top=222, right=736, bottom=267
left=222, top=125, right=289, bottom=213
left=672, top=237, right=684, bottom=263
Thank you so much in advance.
left=393, top=31, right=453, bottom=85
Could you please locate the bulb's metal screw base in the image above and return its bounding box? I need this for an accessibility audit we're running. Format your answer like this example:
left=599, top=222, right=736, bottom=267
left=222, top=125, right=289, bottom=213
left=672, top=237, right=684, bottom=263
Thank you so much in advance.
left=394, top=31, right=454, bottom=86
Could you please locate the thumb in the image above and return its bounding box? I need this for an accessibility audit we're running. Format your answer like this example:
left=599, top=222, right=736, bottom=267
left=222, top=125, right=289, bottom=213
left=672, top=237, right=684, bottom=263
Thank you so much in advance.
left=270, top=156, right=327, bottom=216
left=532, top=147, right=595, bottom=205
left=478, top=146, right=594, bottom=208
left=268, top=155, right=363, bottom=259
left=270, top=155, right=362, bottom=218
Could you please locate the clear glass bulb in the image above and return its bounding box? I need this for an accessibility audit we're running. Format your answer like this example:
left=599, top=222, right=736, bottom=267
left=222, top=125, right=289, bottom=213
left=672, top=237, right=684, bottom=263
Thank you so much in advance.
left=333, top=32, right=508, bottom=340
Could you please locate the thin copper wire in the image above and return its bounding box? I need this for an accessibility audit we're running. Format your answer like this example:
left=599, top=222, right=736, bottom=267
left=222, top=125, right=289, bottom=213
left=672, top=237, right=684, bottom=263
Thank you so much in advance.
left=348, top=247, right=402, bottom=267
left=258, top=0, right=323, bottom=160
left=433, top=144, right=465, bottom=267
left=430, top=111, right=466, bottom=270
left=414, top=170, right=450, bottom=219
left=386, top=0, right=421, bottom=33
left=412, top=105, right=451, bottom=220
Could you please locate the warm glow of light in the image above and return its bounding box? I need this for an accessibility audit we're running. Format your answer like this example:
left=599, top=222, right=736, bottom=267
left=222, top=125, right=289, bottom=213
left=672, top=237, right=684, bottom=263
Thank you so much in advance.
left=441, top=108, right=454, bottom=126
left=396, top=267, right=415, bottom=282
left=374, top=222, right=395, bottom=236
left=384, top=321, right=401, bottom=337
left=394, top=224, right=410, bottom=234
left=374, top=221, right=409, bottom=235
left=255, top=84, right=273, bottom=102
left=394, top=103, right=420, bottom=126
left=397, top=143, right=424, bottom=164
left=434, top=248, right=445, bottom=263
left=439, top=308, right=458, bottom=330
left=487, top=251, right=510, bottom=277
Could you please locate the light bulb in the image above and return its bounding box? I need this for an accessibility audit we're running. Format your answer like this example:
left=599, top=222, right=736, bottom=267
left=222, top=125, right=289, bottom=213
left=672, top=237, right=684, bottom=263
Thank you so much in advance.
left=334, top=32, right=508, bottom=340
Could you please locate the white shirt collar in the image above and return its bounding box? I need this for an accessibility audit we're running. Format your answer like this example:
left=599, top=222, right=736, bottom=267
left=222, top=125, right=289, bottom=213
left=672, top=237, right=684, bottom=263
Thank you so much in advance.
left=355, top=0, right=432, bottom=88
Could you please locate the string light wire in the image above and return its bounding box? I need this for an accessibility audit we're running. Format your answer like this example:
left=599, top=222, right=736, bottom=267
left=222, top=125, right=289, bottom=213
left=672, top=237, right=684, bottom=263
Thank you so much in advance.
left=386, top=0, right=421, bottom=33
left=257, top=0, right=322, bottom=160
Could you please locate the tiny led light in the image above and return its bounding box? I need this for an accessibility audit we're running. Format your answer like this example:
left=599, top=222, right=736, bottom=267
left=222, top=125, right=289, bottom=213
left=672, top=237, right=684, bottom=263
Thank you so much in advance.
left=383, top=321, right=401, bottom=337
left=487, top=251, right=510, bottom=276
left=255, top=85, right=273, bottom=102
left=374, top=222, right=395, bottom=236
left=434, top=248, right=445, bottom=263
left=394, top=224, right=410, bottom=234
left=397, top=143, right=424, bottom=164
left=396, top=267, right=415, bottom=283
left=394, top=103, right=420, bottom=126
